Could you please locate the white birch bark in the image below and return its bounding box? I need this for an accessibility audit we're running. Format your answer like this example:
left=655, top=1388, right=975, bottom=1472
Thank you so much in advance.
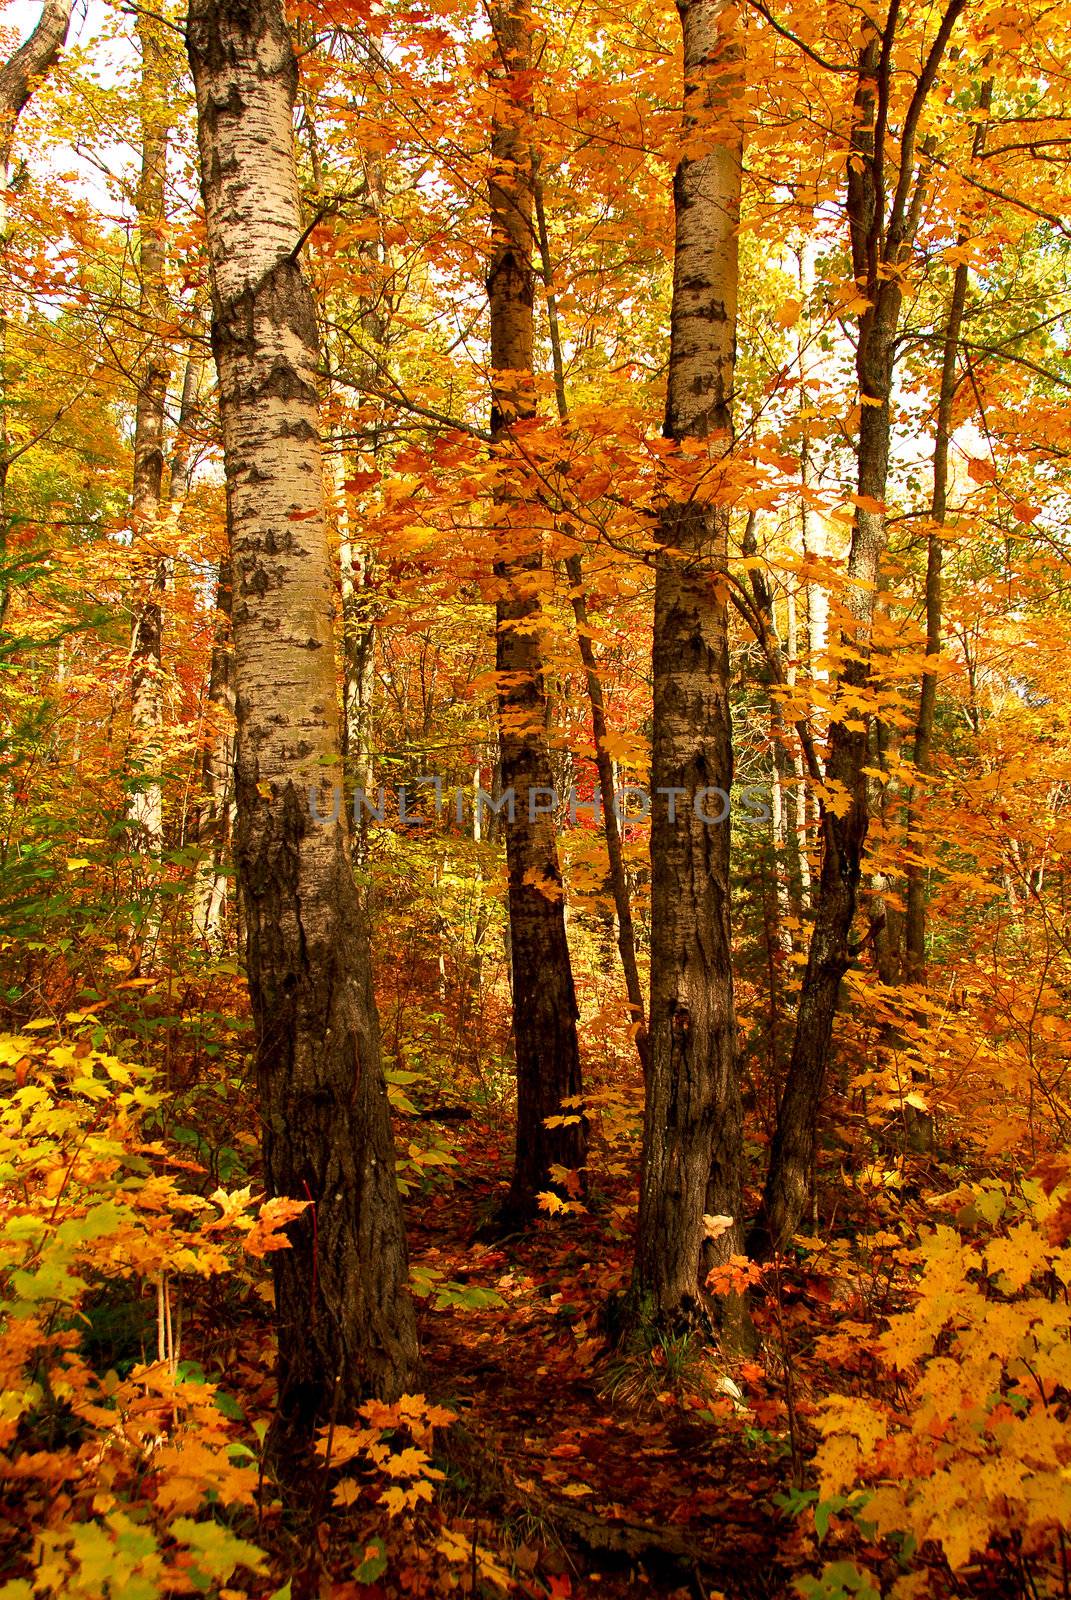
left=186, top=0, right=418, bottom=1440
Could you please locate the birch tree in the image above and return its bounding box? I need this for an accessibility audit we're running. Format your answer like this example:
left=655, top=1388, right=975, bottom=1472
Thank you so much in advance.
left=186, top=0, right=419, bottom=1444
left=127, top=14, right=176, bottom=856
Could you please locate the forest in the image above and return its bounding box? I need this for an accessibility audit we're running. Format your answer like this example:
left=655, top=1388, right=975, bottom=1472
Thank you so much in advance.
left=0, top=0, right=1069, bottom=1593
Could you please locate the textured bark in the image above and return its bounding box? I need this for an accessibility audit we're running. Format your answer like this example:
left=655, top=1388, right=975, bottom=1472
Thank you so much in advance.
left=186, top=0, right=418, bottom=1443
left=127, top=13, right=174, bottom=854
left=0, top=0, right=73, bottom=627
left=532, top=173, right=649, bottom=1071
left=488, top=0, right=585, bottom=1221
left=631, top=0, right=744, bottom=1320
left=752, top=0, right=966, bottom=1256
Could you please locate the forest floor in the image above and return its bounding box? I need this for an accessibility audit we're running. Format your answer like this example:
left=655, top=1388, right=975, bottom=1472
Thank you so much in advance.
left=155, top=999, right=1028, bottom=1600
left=404, top=1110, right=797, bottom=1600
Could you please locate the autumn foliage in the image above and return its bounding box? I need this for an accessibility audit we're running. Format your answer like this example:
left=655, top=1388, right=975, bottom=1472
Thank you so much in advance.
left=0, top=0, right=1068, bottom=1595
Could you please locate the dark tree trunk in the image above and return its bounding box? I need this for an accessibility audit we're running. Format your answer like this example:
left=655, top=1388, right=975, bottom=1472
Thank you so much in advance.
left=487, top=0, right=586, bottom=1222
left=904, top=80, right=990, bottom=985
left=532, top=173, right=649, bottom=1071
left=751, top=0, right=966, bottom=1256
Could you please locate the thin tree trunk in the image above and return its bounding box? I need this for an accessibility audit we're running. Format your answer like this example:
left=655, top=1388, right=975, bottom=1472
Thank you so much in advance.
left=335, top=452, right=378, bottom=855
left=751, top=0, right=966, bottom=1256
left=302, top=83, right=383, bottom=862
left=127, top=13, right=173, bottom=854
left=487, top=0, right=586, bottom=1223
left=742, top=510, right=796, bottom=960
left=186, top=0, right=419, bottom=1444
left=0, top=0, right=74, bottom=627
left=631, top=0, right=745, bottom=1322
left=797, top=238, right=828, bottom=698
left=903, top=82, right=990, bottom=985
left=193, top=555, right=235, bottom=947
left=166, top=321, right=206, bottom=515
left=532, top=172, right=649, bottom=1071
left=165, top=327, right=236, bottom=950
left=785, top=582, right=811, bottom=911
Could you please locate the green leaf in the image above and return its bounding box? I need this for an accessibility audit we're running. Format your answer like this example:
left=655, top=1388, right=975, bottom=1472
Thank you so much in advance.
left=213, top=1389, right=245, bottom=1421
left=354, top=1537, right=388, bottom=1584
left=432, top=1282, right=506, bottom=1312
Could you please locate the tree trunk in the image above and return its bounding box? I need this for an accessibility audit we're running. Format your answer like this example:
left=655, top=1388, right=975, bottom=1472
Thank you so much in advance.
left=127, top=12, right=173, bottom=854
left=751, top=0, right=966, bottom=1256
left=797, top=238, right=829, bottom=701
left=631, top=0, right=745, bottom=1321
left=487, top=0, right=585, bottom=1223
left=335, top=451, right=378, bottom=859
left=784, top=582, right=812, bottom=910
left=186, top=0, right=419, bottom=1445
left=193, top=555, right=236, bottom=948
left=532, top=172, right=649, bottom=1071
left=164, top=326, right=236, bottom=950
left=904, top=81, right=990, bottom=985
left=0, top=0, right=74, bottom=628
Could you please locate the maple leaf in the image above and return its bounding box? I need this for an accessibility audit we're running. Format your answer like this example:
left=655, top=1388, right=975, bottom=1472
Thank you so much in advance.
left=380, top=1484, right=415, bottom=1517
left=243, top=1197, right=310, bottom=1257
left=381, top=1446, right=429, bottom=1477
left=202, top=1186, right=256, bottom=1233
left=331, top=1478, right=362, bottom=1507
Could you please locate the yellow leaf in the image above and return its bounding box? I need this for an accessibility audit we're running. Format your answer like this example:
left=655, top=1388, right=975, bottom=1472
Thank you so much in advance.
left=382, top=1446, right=429, bottom=1477
left=244, top=1197, right=310, bottom=1257
left=380, top=1484, right=409, bottom=1517
left=985, top=1223, right=1051, bottom=1292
